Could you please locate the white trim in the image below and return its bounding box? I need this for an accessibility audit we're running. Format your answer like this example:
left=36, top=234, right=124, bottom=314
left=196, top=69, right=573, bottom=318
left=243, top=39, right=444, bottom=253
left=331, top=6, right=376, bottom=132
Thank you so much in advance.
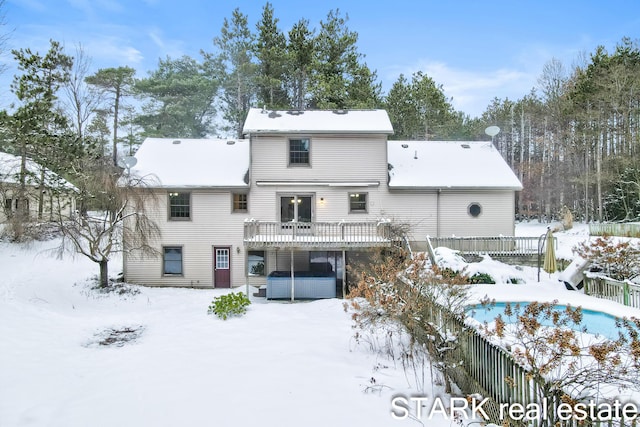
left=256, top=181, right=379, bottom=187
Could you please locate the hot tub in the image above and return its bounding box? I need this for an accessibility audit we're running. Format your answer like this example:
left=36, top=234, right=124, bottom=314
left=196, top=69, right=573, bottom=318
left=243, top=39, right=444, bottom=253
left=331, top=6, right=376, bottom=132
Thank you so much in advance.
left=266, top=271, right=336, bottom=299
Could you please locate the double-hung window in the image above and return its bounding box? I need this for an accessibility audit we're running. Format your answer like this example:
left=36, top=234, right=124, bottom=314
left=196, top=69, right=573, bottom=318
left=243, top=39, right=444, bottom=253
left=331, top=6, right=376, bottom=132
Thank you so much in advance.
left=163, top=246, right=183, bottom=275
left=349, top=193, right=367, bottom=213
left=169, top=192, right=190, bottom=219
left=289, top=138, right=310, bottom=165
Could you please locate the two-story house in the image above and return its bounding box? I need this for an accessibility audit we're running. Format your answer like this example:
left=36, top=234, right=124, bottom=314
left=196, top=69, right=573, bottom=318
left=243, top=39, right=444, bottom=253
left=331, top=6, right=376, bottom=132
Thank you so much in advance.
left=123, top=108, right=522, bottom=298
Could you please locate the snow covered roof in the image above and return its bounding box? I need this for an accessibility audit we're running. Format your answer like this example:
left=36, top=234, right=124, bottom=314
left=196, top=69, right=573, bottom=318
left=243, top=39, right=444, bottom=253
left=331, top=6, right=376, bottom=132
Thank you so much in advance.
left=0, top=151, right=78, bottom=191
left=131, top=138, right=250, bottom=188
left=242, top=108, right=394, bottom=135
left=387, top=141, right=523, bottom=190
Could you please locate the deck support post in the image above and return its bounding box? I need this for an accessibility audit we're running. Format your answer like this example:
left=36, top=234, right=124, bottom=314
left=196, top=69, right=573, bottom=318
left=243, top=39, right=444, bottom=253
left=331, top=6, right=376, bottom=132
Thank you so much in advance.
left=290, top=249, right=295, bottom=302
left=342, top=250, right=347, bottom=299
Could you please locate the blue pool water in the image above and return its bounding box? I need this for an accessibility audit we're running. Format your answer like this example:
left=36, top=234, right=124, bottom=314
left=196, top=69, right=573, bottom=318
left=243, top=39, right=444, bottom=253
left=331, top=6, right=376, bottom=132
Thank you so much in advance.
left=467, top=302, right=627, bottom=341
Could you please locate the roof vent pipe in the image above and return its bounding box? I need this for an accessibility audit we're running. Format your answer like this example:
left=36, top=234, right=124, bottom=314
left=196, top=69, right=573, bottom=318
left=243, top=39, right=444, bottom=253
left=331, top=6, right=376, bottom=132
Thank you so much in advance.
left=414, top=150, right=418, bottom=159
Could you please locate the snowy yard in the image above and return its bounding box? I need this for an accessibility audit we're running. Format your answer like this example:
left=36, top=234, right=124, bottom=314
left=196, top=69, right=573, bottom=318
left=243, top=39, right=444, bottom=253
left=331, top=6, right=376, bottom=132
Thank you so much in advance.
left=1, top=221, right=639, bottom=426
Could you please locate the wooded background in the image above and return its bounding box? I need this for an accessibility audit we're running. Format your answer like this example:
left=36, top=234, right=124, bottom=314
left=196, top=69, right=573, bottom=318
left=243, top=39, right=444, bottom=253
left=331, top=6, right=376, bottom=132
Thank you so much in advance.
left=1, top=2, right=639, bottom=224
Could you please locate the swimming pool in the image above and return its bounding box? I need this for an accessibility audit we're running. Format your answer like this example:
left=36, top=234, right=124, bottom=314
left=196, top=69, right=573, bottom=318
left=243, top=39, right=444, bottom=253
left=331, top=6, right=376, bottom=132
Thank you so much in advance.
left=466, top=302, right=626, bottom=341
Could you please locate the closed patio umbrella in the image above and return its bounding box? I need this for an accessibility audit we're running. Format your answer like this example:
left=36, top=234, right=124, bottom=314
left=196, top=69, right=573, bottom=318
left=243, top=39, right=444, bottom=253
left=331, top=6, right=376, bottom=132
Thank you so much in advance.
left=543, top=229, right=557, bottom=274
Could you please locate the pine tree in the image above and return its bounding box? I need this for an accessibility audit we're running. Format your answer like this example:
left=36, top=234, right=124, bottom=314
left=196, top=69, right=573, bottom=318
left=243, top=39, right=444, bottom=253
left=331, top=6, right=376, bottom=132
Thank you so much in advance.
left=134, top=55, right=218, bottom=138
left=309, top=9, right=373, bottom=109
left=204, top=8, right=257, bottom=138
left=254, top=2, right=289, bottom=109
left=3, top=39, right=73, bottom=236
left=85, top=66, right=136, bottom=166
left=286, top=18, right=314, bottom=110
left=385, top=72, right=457, bottom=140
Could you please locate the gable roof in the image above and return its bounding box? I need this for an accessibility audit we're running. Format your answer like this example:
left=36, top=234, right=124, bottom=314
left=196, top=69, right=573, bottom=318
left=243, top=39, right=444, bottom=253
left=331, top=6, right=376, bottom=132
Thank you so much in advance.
left=387, top=141, right=523, bottom=190
left=131, top=138, right=250, bottom=188
left=242, top=108, right=394, bottom=135
left=0, top=152, right=78, bottom=191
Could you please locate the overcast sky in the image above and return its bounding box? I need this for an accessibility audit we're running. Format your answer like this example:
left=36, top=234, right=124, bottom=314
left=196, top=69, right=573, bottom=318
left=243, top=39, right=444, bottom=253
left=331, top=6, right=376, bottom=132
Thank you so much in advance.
left=3, top=0, right=639, bottom=117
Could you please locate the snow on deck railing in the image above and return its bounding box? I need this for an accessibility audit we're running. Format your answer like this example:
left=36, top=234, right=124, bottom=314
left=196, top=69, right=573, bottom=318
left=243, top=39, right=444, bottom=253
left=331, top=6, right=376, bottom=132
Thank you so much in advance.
left=243, top=220, right=393, bottom=248
left=428, top=236, right=556, bottom=256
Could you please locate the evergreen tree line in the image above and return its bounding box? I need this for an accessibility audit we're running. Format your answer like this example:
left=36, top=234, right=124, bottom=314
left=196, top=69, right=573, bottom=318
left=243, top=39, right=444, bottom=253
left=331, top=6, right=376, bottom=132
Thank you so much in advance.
left=0, top=1, right=639, bottom=224
left=482, top=37, right=640, bottom=223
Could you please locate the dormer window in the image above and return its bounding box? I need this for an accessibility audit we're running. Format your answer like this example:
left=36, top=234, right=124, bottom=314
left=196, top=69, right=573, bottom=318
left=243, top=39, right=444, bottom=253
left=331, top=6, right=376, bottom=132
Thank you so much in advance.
left=289, top=138, right=310, bottom=166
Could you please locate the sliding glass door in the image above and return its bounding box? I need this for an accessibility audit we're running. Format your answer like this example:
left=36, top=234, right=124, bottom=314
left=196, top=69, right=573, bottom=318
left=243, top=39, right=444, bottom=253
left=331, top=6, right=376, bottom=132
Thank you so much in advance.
left=280, top=195, right=312, bottom=223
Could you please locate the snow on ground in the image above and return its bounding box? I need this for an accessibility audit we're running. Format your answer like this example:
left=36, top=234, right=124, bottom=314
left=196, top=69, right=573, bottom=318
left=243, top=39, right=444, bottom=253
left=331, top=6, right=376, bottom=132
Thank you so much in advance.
left=1, top=222, right=639, bottom=426
left=0, top=239, right=447, bottom=427
left=471, top=221, right=640, bottom=320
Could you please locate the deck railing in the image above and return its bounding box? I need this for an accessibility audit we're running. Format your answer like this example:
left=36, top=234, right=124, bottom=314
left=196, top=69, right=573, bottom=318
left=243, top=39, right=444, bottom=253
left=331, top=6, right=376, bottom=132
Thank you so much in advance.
left=243, top=220, right=393, bottom=248
left=428, top=235, right=556, bottom=256
left=584, top=274, right=640, bottom=309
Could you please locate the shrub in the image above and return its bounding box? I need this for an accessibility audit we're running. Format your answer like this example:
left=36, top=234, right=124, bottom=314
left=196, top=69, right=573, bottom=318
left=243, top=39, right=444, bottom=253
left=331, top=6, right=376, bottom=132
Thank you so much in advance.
left=207, top=292, right=251, bottom=320
left=347, top=253, right=471, bottom=393
left=468, top=272, right=495, bottom=284
left=574, top=235, right=640, bottom=280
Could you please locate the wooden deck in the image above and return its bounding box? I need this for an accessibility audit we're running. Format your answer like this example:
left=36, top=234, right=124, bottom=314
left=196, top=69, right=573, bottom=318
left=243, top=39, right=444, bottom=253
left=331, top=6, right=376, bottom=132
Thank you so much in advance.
left=243, top=220, right=394, bottom=249
left=427, top=235, right=557, bottom=257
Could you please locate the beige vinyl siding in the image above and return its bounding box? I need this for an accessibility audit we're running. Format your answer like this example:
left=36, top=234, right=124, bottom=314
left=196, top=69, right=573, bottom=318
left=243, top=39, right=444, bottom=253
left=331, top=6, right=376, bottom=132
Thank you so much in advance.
left=124, top=189, right=246, bottom=288
left=379, top=189, right=516, bottom=242
left=247, top=184, right=396, bottom=223
left=251, top=134, right=388, bottom=182
left=377, top=191, right=439, bottom=242
left=438, top=190, right=516, bottom=237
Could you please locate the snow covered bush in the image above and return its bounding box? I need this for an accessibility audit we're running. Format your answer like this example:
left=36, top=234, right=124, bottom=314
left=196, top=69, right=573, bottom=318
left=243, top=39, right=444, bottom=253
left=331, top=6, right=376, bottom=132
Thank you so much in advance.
left=207, top=292, right=251, bottom=320
left=468, top=272, right=496, bottom=284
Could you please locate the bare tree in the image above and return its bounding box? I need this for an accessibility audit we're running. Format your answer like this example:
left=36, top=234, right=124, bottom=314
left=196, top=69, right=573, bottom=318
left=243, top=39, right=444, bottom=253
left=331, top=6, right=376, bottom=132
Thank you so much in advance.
left=0, top=0, right=10, bottom=78
left=54, top=165, right=160, bottom=288
left=63, top=44, right=103, bottom=145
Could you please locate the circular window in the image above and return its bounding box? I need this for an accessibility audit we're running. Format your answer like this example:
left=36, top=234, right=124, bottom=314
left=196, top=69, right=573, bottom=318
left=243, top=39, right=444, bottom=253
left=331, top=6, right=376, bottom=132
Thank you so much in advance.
left=468, top=203, right=482, bottom=218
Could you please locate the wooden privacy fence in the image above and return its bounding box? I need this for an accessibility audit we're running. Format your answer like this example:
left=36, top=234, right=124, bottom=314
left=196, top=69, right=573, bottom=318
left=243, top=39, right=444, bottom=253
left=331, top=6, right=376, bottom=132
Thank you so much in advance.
left=589, top=222, right=640, bottom=238
left=416, top=300, right=636, bottom=426
left=584, top=274, right=640, bottom=309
